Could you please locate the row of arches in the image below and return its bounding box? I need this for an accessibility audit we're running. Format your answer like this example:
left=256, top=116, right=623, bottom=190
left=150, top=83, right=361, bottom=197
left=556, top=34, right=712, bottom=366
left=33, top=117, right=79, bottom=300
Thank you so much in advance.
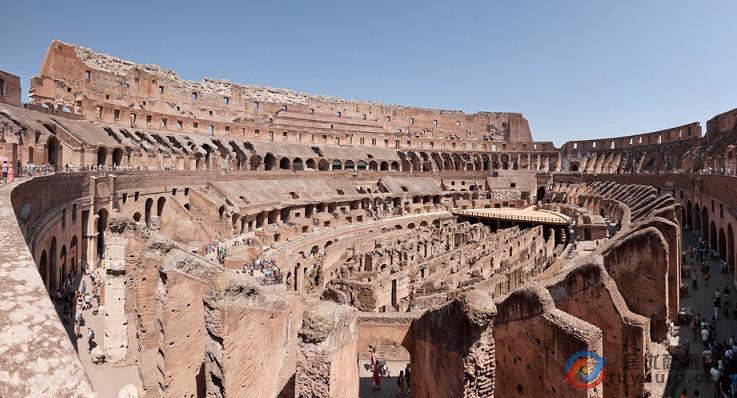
left=38, top=235, right=79, bottom=292
left=262, top=154, right=402, bottom=172
left=687, top=200, right=735, bottom=270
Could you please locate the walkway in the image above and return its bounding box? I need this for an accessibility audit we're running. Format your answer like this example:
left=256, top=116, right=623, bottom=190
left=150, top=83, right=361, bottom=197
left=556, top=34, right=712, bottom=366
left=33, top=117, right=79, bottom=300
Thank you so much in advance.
left=672, top=228, right=737, bottom=396
left=59, top=265, right=142, bottom=397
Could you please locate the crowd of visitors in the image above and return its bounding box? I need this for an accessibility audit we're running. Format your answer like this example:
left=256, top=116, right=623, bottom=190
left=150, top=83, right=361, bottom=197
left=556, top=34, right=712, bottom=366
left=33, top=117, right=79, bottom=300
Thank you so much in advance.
left=52, top=259, right=103, bottom=354
left=367, top=346, right=410, bottom=397
left=244, top=258, right=283, bottom=285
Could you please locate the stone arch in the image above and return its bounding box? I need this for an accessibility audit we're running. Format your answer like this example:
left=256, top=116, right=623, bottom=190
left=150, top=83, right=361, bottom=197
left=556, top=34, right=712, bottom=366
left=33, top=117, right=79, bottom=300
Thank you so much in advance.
left=305, top=158, right=316, bottom=170
left=47, top=135, right=60, bottom=169
left=390, top=161, right=400, bottom=172
left=344, top=160, right=355, bottom=171
left=96, top=209, right=108, bottom=257
left=39, top=250, right=48, bottom=288
left=112, top=147, right=124, bottom=166
left=318, top=159, right=330, bottom=171
left=279, top=157, right=291, bottom=170
left=264, top=153, right=277, bottom=171
left=49, top=237, right=57, bottom=291
left=157, top=196, right=166, bottom=217
left=719, top=227, right=727, bottom=261
left=60, top=245, right=67, bottom=286
left=145, top=198, right=154, bottom=227
left=729, top=224, right=735, bottom=271
left=97, top=146, right=108, bottom=165
left=380, top=161, right=389, bottom=171
left=250, top=154, right=262, bottom=170
left=368, top=161, right=378, bottom=171
left=332, top=160, right=343, bottom=170
left=710, top=221, right=717, bottom=249
left=357, top=160, right=367, bottom=171
left=292, top=158, right=304, bottom=171
left=685, top=200, right=692, bottom=227
left=702, top=206, right=709, bottom=239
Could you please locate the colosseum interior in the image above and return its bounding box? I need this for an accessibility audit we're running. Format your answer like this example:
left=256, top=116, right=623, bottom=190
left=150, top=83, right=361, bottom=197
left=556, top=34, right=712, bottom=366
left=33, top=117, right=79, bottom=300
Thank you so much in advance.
left=1, top=40, right=736, bottom=398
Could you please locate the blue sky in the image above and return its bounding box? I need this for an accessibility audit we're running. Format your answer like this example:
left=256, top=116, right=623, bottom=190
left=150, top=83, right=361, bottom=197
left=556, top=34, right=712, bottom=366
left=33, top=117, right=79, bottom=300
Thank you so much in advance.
left=2, top=0, right=737, bottom=145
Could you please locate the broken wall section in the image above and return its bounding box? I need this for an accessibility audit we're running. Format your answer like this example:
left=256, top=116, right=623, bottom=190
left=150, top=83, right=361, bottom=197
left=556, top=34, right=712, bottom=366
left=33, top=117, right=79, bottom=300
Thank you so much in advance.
left=203, top=272, right=304, bottom=398
left=296, top=300, right=359, bottom=398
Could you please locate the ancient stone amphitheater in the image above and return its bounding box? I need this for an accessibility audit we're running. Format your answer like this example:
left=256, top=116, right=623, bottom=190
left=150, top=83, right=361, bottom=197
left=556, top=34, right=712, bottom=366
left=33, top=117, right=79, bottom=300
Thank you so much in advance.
left=1, top=40, right=734, bottom=397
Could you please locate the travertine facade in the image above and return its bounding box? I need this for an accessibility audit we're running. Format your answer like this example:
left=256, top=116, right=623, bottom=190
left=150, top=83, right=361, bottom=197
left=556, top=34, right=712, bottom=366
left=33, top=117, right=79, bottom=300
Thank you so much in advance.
left=4, top=39, right=733, bottom=398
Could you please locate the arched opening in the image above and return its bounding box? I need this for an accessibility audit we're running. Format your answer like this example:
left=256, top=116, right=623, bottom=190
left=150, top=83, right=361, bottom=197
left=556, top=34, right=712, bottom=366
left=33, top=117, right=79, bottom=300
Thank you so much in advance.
left=97, top=209, right=108, bottom=257
left=686, top=201, right=692, bottom=227
left=356, top=160, right=367, bottom=171
left=112, top=147, right=124, bottom=166
left=318, top=159, right=330, bottom=171
left=305, top=158, right=316, bottom=170
left=536, top=186, right=545, bottom=203
left=344, top=160, right=355, bottom=170
left=279, top=157, right=291, bottom=170
left=332, top=160, right=343, bottom=170
left=60, top=245, right=67, bottom=288
left=47, top=136, right=59, bottom=169
left=97, top=146, right=108, bottom=165
left=368, top=161, right=378, bottom=171
left=264, top=153, right=277, bottom=171
left=719, top=228, right=727, bottom=261
left=293, top=158, right=304, bottom=171
left=710, top=221, right=717, bottom=250
left=380, top=161, right=389, bottom=171
left=70, top=235, right=78, bottom=275
left=280, top=208, right=291, bottom=222
left=157, top=197, right=166, bottom=217
left=729, top=224, right=735, bottom=272
left=49, top=237, right=57, bottom=291
left=39, top=250, right=48, bottom=288
left=133, top=212, right=142, bottom=222
left=702, top=207, right=709, bottom=239
left=390, top=161, right=400, bottom=171
left=145, top=198, right=154, bottom=227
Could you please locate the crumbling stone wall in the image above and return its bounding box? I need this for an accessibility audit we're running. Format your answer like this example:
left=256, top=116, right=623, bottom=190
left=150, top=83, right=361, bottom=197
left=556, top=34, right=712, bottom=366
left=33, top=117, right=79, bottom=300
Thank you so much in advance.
left=410, top=291, right=496, bottom=398
left=493, top=286, right=603, bottom=398
left=295, top=301, right=358, bottom=398
left=203, top=273, right=303, bottom=398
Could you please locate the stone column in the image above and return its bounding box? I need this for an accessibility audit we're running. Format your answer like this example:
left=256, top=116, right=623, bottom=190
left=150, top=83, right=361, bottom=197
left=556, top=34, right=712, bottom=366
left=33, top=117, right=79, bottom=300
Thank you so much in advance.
left=104, top=235, right=127, bottom=362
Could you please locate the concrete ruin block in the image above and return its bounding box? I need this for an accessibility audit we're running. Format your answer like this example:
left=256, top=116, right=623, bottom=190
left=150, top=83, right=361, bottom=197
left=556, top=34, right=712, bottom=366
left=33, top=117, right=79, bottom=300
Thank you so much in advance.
left=410, top=290, right=497, bottom=398
left=296, top=300, right=358, bottom=398
left=603, top=226, right=670, bottom=341
left=493, top=286, right=604, bottom=398
left=545, top=262, right=650, bottom=398
left=203, top=272, right=304, bottom=398
left=156, top=250, right=222, bottom=397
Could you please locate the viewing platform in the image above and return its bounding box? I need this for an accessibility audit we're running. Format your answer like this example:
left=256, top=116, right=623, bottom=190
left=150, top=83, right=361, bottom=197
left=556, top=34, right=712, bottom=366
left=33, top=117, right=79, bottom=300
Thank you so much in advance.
left=452, top=206, right=571, bottom=226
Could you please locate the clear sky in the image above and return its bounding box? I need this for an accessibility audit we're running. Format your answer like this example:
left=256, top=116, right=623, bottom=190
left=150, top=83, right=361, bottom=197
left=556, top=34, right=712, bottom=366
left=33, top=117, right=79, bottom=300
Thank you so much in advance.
left=2, top=0, right=737, bottom=145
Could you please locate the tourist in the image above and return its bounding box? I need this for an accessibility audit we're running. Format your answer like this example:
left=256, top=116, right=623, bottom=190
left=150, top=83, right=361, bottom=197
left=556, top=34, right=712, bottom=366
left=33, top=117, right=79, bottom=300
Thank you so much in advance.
left=372, top=362, right=381, bottom=391
left=7, top=163, right=14, bottom=183
left=703, top=327, right=711, bottom=348
left=702, top=348, right=713, bottom=377
left=714, top=297, right=720, bottom=320
left=710, top=366, right=721, bottom=397
left=404, top=364, right=410, bottom=390
left=87, top=327, right=95, bottom=353
left=1, top=160, right=8, bottom=183
left=396, top=370, right=406, bottom=397
left=692, top=272, right=698, bottom=290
